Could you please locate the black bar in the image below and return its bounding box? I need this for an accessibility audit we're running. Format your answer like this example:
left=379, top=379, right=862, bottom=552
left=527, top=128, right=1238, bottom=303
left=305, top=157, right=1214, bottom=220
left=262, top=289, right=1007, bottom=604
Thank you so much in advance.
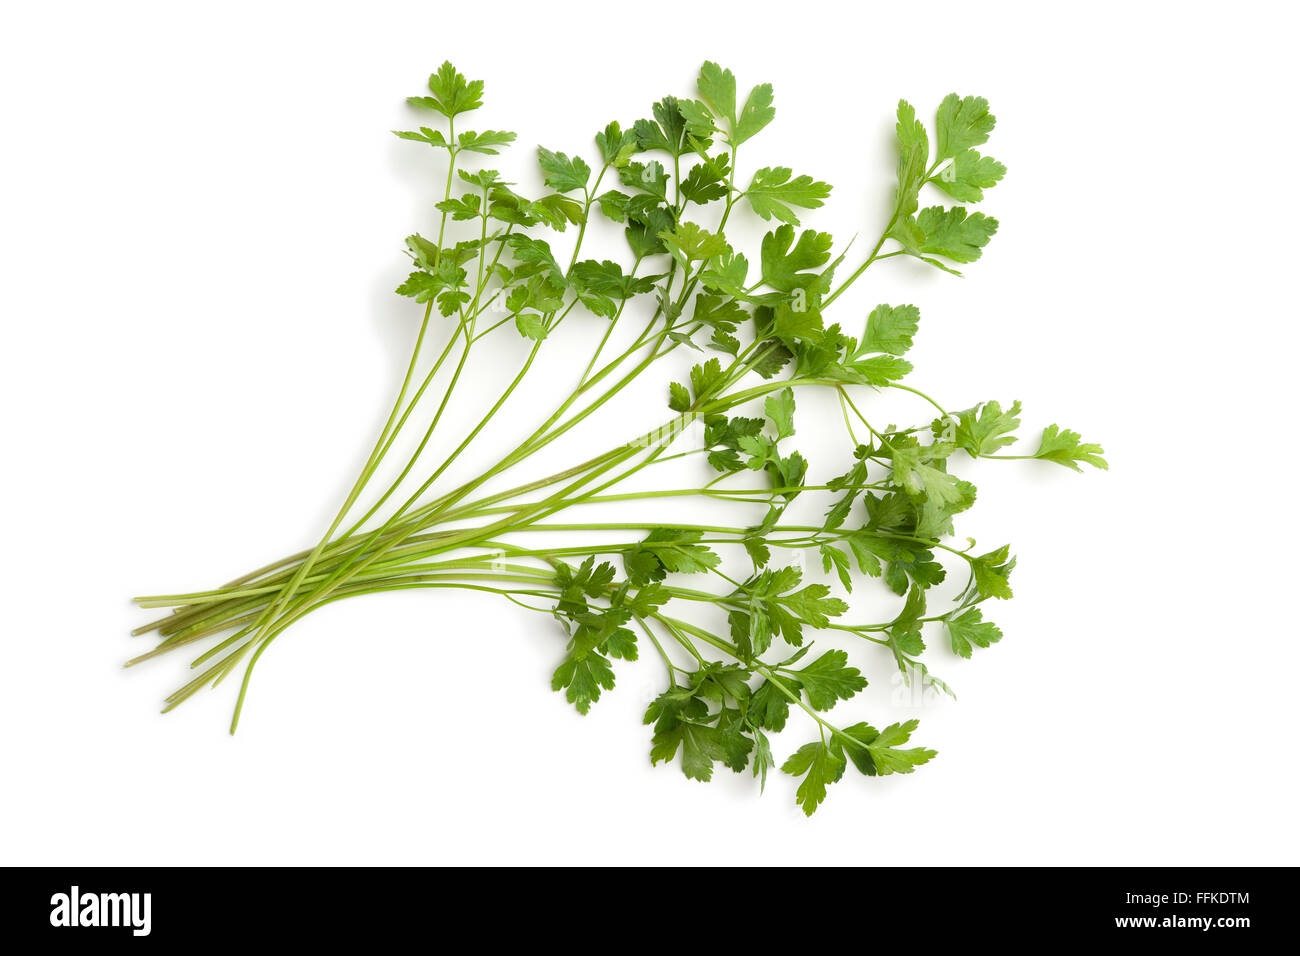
left=5, top=867, right=1287, bottom=943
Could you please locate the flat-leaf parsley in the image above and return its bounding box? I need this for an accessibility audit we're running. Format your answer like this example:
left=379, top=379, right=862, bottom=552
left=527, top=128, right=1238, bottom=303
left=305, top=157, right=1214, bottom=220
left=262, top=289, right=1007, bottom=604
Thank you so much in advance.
left=132, top=62, right=1104, bottom=815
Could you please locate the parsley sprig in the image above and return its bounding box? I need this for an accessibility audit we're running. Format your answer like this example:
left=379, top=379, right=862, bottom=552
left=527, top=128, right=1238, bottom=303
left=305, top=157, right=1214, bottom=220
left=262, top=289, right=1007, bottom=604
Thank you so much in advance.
left=132, top=62, right=1104, bottom=815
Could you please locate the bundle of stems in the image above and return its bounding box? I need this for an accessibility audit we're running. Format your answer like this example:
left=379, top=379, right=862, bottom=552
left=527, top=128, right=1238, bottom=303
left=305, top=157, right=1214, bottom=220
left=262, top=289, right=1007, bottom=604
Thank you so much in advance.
left=132, top=62, right=1103, bottom=814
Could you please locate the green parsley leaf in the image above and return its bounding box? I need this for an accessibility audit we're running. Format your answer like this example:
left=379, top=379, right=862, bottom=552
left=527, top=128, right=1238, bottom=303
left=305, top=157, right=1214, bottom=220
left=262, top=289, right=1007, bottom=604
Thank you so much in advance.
left=946, top=608, right=1002, bottom=658
left=537, top=147, right=591, bottom=194
left=680, top=153, right=731, bottom=204
left=660, top=221, right=727, bottom=264
left=782, top=740, right=847, bottom=816
left=457, top=129, right=516, bottom=154
left=858, top=303, right=920, bottom=356
left=947, top=400, right=1022, bottom=457
left=891, top=442, right=964, bottom=505
left=697, top=61, right=737, bottom=127
left=514, top=312, right=547, bottom=341
left=551, top=651, right=615, bottom=715
left=392, top=126, right=449, bottom=148
left=894, top=100, right=929, bottom=218
left=838, top=720, right=937, bottom=777
left=750, top=675, right=798, bottom=732
left=796, top=650, right=867, bottom=710
left=624, top=529, right=722, bottom=586
left=865, top=719, right=938, bottom=774
left=932, top=149, right=1006, bottom=203
left=689, top=357, right=725, bottom=401
left=970, top=545, right=1016, bottom=600
left=408, top=61, right=483, bottom=118
left=596, top=121, right=638, bottom=167
left=1033, top=425, right=1109, bottom=471
left=734, top=82, right=776, bottom=145
left=935, top=94, right=996, bottom=160
left=634, top=97, right=689, bottom=156
left=764, top=387, right=796, bottom=439
left=913, top=206, right=999, bottom=263
left=760, top=225, right=834, bottom=292
left=745, top=167, right=832, bottom=224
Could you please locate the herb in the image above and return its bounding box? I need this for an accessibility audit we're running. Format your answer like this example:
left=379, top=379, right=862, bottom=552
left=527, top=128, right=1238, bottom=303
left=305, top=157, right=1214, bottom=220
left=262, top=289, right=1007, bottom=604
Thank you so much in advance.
left=132, top=62, right=1105, bottom=815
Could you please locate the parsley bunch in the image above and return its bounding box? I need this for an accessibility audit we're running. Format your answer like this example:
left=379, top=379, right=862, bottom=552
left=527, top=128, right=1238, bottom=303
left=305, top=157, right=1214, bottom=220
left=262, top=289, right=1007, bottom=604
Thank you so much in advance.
left=132, top=62, right=1104, bottom=815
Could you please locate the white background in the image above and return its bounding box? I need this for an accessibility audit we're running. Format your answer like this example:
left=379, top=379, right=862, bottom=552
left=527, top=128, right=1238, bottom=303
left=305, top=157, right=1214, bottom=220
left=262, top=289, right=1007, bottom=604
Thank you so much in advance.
left=2, top=1, right=1297, bottom=866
